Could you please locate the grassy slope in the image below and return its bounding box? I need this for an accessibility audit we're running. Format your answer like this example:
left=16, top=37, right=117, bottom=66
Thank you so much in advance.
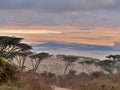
left=0, top=57, right=52, bottom=90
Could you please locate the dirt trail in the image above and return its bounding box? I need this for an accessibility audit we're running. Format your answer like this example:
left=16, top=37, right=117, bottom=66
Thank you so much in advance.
left=53, top=87, right=70, bottom=90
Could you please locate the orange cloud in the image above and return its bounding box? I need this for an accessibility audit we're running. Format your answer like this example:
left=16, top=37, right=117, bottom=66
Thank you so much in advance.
left=0, top=26, right=120, bottom=46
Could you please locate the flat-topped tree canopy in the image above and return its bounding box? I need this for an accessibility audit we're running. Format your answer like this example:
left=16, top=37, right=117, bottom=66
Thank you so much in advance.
left=29, top=52, right=51, bottom=72
left=0, top=36, right=32, bottom=59
left=57, top=54, right=79, bottom=63
left=106, top=55, right=120, bottom=61
left=30, top=52, right=51, bottom=61
left=57, top=54, right=79, bottom=75
left=0, top=36, right=23, bottom=45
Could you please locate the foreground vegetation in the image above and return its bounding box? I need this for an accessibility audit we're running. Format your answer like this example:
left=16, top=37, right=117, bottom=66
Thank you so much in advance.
left=0, top=58, right=52, bottom=90
left=0, top=36, right=120, bottom=90
left=56, top=71, right=120, bottom=90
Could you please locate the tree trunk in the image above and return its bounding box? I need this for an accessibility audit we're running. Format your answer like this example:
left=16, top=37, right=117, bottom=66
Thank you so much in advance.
left=63, top=65, right=69, bottom=75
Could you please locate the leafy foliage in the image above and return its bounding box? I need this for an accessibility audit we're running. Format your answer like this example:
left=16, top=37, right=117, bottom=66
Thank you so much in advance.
left=0, top=36, right=32, bottom=60
left=57, top=54, right=79, bottom=75
left=0, top=57, right=18, bottom=82
left=30, top=52, right=51, bottom=72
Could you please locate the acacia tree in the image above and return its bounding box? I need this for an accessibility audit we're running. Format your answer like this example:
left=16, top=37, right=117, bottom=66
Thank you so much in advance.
left=79, top=58, right=117, bottom=74
left=96, top=60, right=116, bottom=74
left=106, top=55, right=117, bottom=61
left=80, top=55, right=120, bottom=74
left=79, top=58, right=99, bottom=73
left=57, top=55, right=79, bottom=75
left=0, top=36, right=32, bottom=60
left=29, top=52, right=51, bottom=72
left=14, top=51, right=32, bottom=70
left=98, top=55, right=120, bottom=74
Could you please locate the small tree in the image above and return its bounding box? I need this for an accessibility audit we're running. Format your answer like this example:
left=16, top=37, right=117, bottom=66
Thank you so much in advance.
left=57, top=55, right=79, bottom=75
left=96, top=60, right=116, bottom=74
left=106, top=55, right=117, bottom=61
left=79, top=56, right=120, bottom=74
left=30, top=52, right=51, bottom=72
left=79, top=59, right=99, bottom=74
left=97, top=55, right=120, bottom=74
left=114, top=55, right=120, bottom=61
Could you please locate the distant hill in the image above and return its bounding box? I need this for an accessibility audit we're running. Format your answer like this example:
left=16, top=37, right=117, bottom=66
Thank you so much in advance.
left=33, top=42, right=120, bottom=51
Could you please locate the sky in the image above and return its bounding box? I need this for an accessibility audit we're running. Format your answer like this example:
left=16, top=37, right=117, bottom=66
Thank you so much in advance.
left=0, top=0, right=120, bottom=44
left=0, top=0, right=119, bottom=27
left=0, top=0, right=120, bottom=58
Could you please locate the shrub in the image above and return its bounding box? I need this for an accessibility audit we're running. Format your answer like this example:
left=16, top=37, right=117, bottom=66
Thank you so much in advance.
left=0, top=58, right=18, bottom=82
left=91, top=71, right=105, bottom=78
left=14, top=73, right=52, bottom=90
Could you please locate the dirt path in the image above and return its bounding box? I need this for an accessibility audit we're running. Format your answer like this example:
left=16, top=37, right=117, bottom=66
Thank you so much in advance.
left=53, top=87, right=70, bottom=90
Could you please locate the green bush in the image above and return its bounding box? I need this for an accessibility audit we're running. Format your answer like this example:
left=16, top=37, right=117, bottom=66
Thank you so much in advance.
left=0, top=58, right=18, bottom=82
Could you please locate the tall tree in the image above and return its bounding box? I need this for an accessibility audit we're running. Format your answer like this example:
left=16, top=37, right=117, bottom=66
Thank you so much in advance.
left=0, top=36, right=32, bottom=60
left=30, top=52, right=51, bottom=72
left=57, top=55, right=79, bottom=75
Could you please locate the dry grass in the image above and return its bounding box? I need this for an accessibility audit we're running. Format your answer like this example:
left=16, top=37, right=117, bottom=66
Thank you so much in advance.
left=56, top=72, right=120, bottom=90
left=10, top=72, right=52, bottom=90
left=0, top=72, right=52, bottom=90
left=0, top=58, right=52, bottom=90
